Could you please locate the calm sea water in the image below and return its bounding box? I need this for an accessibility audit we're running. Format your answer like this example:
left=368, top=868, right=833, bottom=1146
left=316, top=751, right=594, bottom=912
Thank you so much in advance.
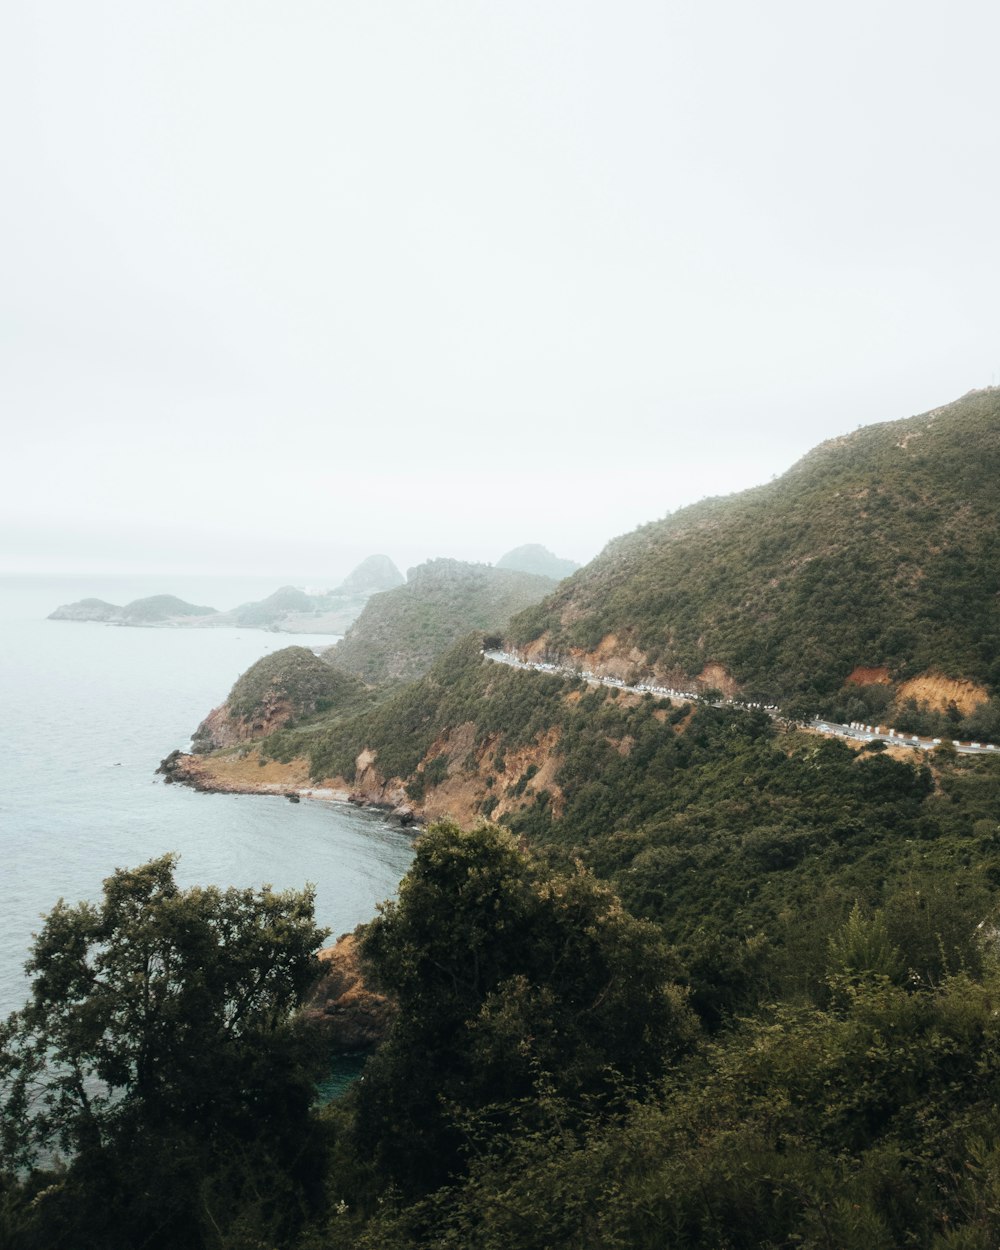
left=0, top=574, right=414, bottom=1018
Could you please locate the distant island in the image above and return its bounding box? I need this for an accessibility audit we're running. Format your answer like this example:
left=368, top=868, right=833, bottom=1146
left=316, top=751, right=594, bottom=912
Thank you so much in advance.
left=49, top=593, right=219, bottom=626
left=47, top=554, right=405, bottom=635
left=47, top=546, right=579, bottom=636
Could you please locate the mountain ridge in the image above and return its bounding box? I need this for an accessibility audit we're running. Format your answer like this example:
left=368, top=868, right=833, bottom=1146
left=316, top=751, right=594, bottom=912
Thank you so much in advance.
left=506, top=387, right=1000, bottom=733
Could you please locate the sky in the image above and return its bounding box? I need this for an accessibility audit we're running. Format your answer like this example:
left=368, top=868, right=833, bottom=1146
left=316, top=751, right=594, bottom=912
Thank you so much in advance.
left=4, top=0, right=999, bottom=585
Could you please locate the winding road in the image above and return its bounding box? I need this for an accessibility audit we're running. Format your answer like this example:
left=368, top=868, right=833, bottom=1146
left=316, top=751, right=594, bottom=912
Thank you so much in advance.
left=483, top=650, right=997, bottom=757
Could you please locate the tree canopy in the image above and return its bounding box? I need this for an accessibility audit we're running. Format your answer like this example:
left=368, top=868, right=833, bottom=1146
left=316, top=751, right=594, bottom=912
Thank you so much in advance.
left=0, top=855, right=329, bottom=1250
left=351, top=822, right=696, bottom=1196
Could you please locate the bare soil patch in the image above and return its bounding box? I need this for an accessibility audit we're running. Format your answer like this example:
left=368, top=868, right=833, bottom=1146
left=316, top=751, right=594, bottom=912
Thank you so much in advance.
left=897, top=673, right=989, bottom=715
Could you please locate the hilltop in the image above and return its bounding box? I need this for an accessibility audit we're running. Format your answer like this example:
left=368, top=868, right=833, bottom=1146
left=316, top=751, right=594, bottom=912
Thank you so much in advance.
left=508, top=388, right=1000, bottom=738
left=324, top=558, right=557, bottom=685
left=333, top=553, right=404, bottom=595
left=187, top=646, right=371, bottom=753
left=49, top=593, right=217, bottom=624
left=496, top=543, right=579, bottom=580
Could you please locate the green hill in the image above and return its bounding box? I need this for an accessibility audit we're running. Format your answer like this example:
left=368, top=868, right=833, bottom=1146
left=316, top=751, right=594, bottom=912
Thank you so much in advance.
left=120, top=594, right=217, bottom=622
left=149, top=387, right=1000, bottom=1249
left=191, top=645, right=370, bottom=751
left=508, top=388, right=1000, bottom=732
left=325, top=558, right=556, bottom=685
left=253, top=633, right=1000, bottom=1248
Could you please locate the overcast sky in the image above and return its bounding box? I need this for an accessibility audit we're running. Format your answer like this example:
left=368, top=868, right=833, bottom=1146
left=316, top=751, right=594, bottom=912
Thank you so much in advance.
left=4, top=0, right=999, bottom=583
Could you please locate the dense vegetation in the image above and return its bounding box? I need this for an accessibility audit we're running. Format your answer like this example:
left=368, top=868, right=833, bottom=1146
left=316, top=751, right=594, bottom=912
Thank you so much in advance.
left=271, top=636, right=1000, bottom=1017
left=0, top=858, right=328, bottom=1249
left=192, top=645, right=371, bottom=752
left=8, top=666, right=1000, bottom=1244
left=17, top=391, right=1000, bottom=1245
left=267, top=633, right=578, bottom=781
left=230, top=646, right=368, bottom=722
left=316, top=705, right=1000, bottom=1248
left=325, top=559, right=556, bottom=685
left=508, top=389, right=1000, bottom=710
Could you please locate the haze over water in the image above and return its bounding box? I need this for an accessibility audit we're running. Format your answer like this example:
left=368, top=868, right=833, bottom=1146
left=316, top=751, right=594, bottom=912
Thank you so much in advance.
left=0, top=574, right=414, bottom=1017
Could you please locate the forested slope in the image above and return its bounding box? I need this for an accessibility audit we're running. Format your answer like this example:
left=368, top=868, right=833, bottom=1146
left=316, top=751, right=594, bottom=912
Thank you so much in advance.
left=48, top=387, right=1000, bottom=1249
left=509, top=388, right=1000, bottom=718
left=325, top=558, right=556, bottom=685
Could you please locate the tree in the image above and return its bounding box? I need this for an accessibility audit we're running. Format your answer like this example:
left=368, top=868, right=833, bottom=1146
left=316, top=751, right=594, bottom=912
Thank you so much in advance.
left=352, top=822, right=697, bottom=1196
left=0, top=855, right=329, bottom=1249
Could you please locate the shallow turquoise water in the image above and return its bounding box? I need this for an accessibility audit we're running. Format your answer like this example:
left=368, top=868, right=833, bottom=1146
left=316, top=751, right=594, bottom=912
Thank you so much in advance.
left=316, top=1053, right=369, bottom=1104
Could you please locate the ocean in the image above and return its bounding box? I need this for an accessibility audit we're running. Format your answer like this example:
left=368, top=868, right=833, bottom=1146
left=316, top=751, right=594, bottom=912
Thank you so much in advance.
left=0, top=573, right=414, bottom=1019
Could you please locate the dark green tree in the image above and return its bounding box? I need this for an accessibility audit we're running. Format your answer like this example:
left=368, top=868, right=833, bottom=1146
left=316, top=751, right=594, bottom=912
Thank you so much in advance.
left=0, top=855, right=329, bottom=1249
left=352, top=821, right=696, bottom=1197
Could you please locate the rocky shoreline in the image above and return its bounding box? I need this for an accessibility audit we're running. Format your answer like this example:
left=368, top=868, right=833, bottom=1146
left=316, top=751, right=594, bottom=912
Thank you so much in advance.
left=156, top=748, right=420, bottom=827
left=303, top=931, right=396, bottom=1054
left=156, top=747, right=415, bottom=1056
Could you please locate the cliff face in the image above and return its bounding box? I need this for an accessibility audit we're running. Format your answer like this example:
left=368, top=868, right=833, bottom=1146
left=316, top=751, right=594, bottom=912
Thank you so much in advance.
left=192, top=697, right=296, bottom=751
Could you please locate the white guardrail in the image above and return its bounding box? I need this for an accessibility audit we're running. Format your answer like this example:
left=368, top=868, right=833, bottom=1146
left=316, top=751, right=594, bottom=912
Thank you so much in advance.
left=482, top=651, right=997, bottom=757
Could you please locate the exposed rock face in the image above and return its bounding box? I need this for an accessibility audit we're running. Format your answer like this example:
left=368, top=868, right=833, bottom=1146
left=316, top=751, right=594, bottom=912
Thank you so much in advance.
left=696, top=663, right=740, bottom=699
left=191, top=696, right=296, bottom=752
left=302, top=932, right=395, bottom=1052
left=521, top=632, right=726, bottom=697
left=348, top=748, right=410, bottom=810
left=846, top=666, right=892, bottom=686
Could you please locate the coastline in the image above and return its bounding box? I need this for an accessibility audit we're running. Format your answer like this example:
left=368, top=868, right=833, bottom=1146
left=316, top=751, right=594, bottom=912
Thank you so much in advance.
left=158, top=747, right=420, bottom=827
